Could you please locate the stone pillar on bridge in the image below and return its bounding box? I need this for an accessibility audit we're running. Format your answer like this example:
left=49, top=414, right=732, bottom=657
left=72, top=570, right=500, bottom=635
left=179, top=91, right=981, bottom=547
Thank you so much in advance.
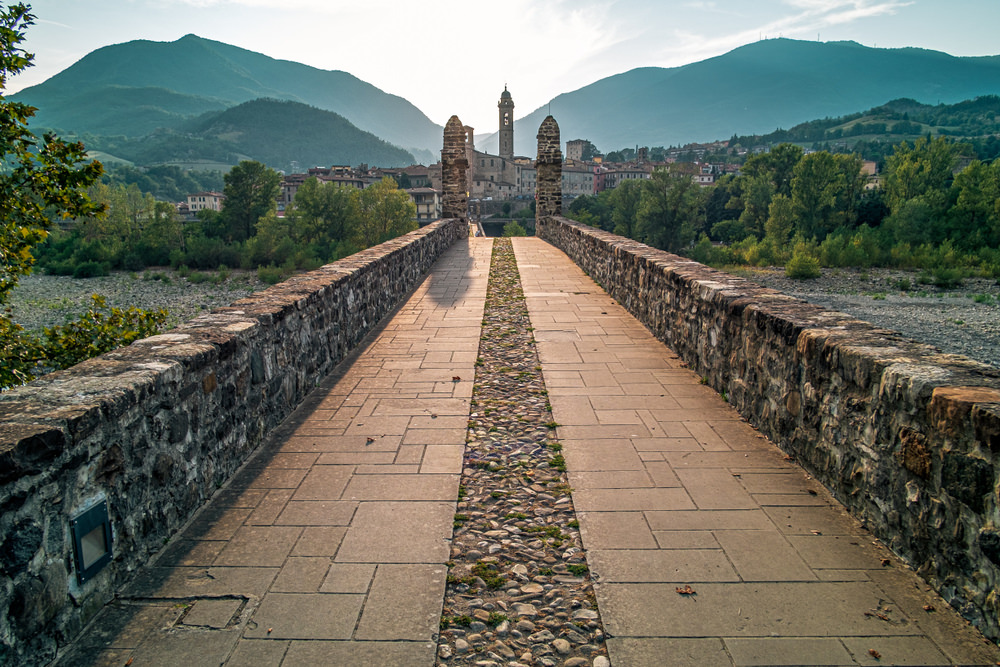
left=535, top=115, right=562, bottom=219
left=442, top=115, right=469, bottom=220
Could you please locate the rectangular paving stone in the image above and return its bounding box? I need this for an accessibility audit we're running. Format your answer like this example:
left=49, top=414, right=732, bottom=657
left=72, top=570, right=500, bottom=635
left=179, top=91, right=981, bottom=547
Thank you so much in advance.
left=631, top=437, right=702, bottom=452
left=244, top=593, right=364, bottom=640
left=653, top=531, right=722, bottom=550
left=275, top=500, right=358, bottom=526
left=280, top=434, right=402, bottom=453
left=282, top=640, right=436, bottom=667
left=401, top=427, right=466, bottom=445
left=787, top=535, right=884, bottom=570
left=597, top=581, right=920, bottom=638
left=225, top=640, right=290, bottom=667
left=682, top=421, right=731, bottom=450
left=336, top=501, right=453, bottom=563
left=271, top=557, right=332, bottom=593
left=568, top=470, right=654, bottom=489
left=182, top=598, right=242, bottom=629
left=589, top=548, right=739, bottom=583
left=764, top=506, right=861, bottom=536
left=714, top=530, right=816, bottom=581
left=606, top=637, right=732, bottom=667
left=291, top=526, right=346, bottom=556
left=738, top=472, right=825, bottom=495
left=559, top=424, right=651, bottom=439
left=154, top=539, right=226, bottom=568
left=563, top=439, right=645, bottom=471
left=355, top=563, right=447, bottom=640
left=578, top=511, right=658, bottom=549
left=840, top=636, right=951, bottom=665
left=320, top=563, right=377, bottom=593
left=344, top=415, right=413, bottom=435
left=213, top=526, right=302, bottom=567
left=354, top=464, right=421, bottom=474
left=293, top=465, right=354, bottom=500
left=643, top=461, right=682, bottom=487
left=666, top=451, right=789, bottom=468
left=724, top=637, right=854, bottom=666
left=342, top=474, right=457, bottom=501
left=675, top=468, right=758, bottom=510
left=645, top=509, right=774, bottom=531
left=240, top=467, right=308, bottom=489
left=210, top=487, right=268, bottom=509
left=753, top=493, right=831, bottom=507
left=247, top=489, right=294, bottom=525
left=123, top=566, right=277, bottom=598
left=315, top=452, right=397, bottom=465
left=574, top=487, right=694, bottom=511
left=184, top=507, right=251, bottom=541
left=129, top=629, right=239, bottom=666
left=420, top=445, right=464, bottom=474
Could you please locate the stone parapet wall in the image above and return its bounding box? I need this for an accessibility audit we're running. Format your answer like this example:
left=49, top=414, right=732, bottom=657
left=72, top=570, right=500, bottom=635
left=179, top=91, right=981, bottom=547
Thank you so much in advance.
left=0, top=218, right=464, bottom=664
left=538, top=215, right=1000, bottom=640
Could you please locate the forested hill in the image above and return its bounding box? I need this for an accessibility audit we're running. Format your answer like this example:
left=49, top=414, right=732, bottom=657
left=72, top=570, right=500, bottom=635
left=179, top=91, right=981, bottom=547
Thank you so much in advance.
left=11, top=34, right=442, bottom=157
left=498, top=39, right=1000, bottom=156
left=729, top=96, right=1000, bottom=149
left=86, top=99, right=416, bottom=172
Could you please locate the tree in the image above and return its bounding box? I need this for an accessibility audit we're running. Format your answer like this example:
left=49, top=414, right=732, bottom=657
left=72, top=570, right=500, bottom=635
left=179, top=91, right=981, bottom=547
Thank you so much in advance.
left=883, top=137, right=956, bottom=214
left=352, top=177, right=416, bottom=248
left=0, top=4, right=106, bottom=387
left=609, top=179, right=643, bottom=238
left=742, top=143, right=803, bottom=198
left=948, top=160, right=1000, bottom=248
left=0, top=4, right=104, bottom=304
left=219, top=160, right=281, bottom=242
left=634, top=167, right=704, bottom=253
left=791, top=151, right=844, bottom=240
left=284, top=177, right=359, bottom=260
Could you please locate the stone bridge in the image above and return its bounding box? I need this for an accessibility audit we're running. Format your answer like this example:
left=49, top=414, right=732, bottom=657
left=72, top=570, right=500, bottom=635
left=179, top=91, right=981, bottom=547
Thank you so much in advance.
left=1, top=115, right=999, bottom=666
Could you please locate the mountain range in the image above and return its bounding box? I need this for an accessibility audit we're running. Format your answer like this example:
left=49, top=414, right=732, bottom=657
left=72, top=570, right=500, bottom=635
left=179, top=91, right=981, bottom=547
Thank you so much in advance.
left=10, top=35, right=1000, bottom=169
left=488, top=39, right=1000, bottom=155
left=12, top=34, right=441, bottom=162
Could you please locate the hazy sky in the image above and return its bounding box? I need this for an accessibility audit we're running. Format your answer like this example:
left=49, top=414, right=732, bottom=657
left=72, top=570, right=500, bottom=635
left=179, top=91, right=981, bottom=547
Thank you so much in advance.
left=7, top=0, right=1000, bottom=132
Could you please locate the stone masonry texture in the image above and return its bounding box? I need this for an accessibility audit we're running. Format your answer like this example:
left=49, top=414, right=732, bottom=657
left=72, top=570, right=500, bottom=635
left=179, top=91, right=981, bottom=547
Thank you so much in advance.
left=535, top=116, right=562, bottom=219
left=442, top=116, right=469, bottom=221
left=0, top=218, right=465, bottom=665
left=537, top=214, right=1000, bottom=643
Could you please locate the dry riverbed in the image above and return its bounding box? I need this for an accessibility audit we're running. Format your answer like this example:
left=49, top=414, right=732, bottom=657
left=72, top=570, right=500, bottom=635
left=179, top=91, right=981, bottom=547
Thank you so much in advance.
left=7, top=268, right=268, bottom=333
left=7, top=265, right=999, bottom=370
left=738, top=266, right=1000, bottom=369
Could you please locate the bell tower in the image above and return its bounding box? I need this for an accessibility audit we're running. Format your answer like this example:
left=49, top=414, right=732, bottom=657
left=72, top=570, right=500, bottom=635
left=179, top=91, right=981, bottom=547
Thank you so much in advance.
left=498, top=86, right=514, bottom=160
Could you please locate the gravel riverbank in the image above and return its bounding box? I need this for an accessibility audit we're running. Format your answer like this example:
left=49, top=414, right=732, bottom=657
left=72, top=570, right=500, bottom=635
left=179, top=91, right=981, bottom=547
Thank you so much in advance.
left=740, top=267, right=1000, bottom=369
left=7, top=269, right=268, bottom=333
left=7, top=265, right=998, bottom=370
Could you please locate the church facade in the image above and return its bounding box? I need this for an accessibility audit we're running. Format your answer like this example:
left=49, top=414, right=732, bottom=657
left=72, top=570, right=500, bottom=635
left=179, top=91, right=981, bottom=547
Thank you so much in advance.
left=466, top=87, right=537, bottom=201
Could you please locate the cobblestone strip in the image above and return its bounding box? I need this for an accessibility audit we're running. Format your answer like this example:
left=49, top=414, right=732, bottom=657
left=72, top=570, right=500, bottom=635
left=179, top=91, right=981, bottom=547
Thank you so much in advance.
left=436, top=239, right=610, bottom=667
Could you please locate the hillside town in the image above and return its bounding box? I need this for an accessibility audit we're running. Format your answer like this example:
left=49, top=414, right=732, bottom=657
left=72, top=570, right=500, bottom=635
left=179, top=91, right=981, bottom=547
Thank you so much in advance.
left=177, top=88, right=774, bottom=225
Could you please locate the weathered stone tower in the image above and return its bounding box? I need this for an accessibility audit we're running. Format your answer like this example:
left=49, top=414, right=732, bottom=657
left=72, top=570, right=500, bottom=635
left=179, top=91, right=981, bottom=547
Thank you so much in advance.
left=536, top=115, right=562, bottom=218
left=498, top=86, right=514, bottom=161
left=442, top=115, right=469, bottom=220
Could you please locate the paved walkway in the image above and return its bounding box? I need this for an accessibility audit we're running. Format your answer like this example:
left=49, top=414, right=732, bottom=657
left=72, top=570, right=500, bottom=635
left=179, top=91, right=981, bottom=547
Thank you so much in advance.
left=59, top=237, right=1000, bottom=667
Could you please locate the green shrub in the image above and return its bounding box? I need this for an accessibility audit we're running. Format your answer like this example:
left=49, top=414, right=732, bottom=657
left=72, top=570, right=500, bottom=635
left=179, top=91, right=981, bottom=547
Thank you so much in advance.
left=258, top=264, right=288, bottom=285
left=892, top=277, right=911, bottom=291
left=41, top=295, right=167, bottom=371
left=187, top=271, right=209, bottom=284
left=786, top=250, right=821, bottom=279
left=502, top=221, right=528, bottom=237
left=932, top=267, right=964, bottom=289
left=72, top=261, right=110, bottom=278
